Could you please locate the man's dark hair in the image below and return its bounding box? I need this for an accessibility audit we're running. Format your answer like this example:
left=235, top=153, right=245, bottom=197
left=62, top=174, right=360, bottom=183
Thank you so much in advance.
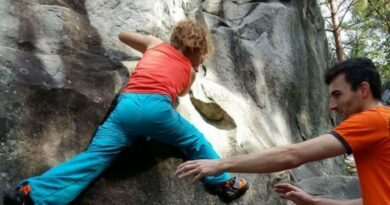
left=325, top=57, right=382, bottom=100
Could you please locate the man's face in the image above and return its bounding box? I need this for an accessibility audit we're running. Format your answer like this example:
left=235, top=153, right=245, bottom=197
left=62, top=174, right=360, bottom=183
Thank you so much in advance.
left=328, top=74, right=364, bottom=120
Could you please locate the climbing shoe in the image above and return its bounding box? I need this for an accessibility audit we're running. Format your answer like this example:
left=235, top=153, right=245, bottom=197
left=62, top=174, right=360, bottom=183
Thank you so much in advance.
left=205, top=176, right=249, bottom=203
left=3, top=184, right=33, bottom=205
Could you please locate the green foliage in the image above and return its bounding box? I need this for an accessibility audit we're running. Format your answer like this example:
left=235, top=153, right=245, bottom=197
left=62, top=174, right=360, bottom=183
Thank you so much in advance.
left=342, top=0, right=390, bottom=83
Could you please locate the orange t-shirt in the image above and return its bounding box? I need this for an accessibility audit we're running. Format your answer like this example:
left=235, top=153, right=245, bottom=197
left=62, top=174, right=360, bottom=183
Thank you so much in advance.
left=123, top=43, right=192, bottom=104
left=332, top=105, right=390, bottom=205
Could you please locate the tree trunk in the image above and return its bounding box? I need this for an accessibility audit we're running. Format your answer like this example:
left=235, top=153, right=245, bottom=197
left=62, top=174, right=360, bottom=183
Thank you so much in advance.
left=329, top=0, right=345, bottom=62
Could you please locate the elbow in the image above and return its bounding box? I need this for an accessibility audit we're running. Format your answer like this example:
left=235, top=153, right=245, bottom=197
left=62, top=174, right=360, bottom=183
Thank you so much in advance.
left=178, top=92, right=187, bottom=97
left=178, top=89, right=189, bottom=97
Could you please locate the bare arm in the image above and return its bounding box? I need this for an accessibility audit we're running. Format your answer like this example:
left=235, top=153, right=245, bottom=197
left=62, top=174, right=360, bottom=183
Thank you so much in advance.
left=118, top=31, right=163, bottom=53
left=175, top=134, right=346, bottom=182
left=314, top=198, right=362, bottom=205
left=179, top=68, right=196, bottom=96
left=222, top=133, right=346, bottom=173
left=274, top=183, right=362, bottom=205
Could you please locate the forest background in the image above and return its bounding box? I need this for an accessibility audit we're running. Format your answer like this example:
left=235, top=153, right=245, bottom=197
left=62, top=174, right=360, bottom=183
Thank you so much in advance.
left=318, top=0, right=389, bottom=84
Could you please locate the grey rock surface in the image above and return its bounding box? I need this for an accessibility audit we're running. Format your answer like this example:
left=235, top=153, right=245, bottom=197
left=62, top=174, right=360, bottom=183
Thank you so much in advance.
left=0, top=0, right=359, bottom=204
left=296, top=176, right=361, bottom=200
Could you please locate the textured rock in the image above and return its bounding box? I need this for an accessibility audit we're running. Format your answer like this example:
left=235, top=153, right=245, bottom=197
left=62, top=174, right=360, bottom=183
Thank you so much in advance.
left=0, top=0, right=359, bottom=204
left=0, top=0, right=127, bottom=199
left=296, top=176, right=361, bottom=200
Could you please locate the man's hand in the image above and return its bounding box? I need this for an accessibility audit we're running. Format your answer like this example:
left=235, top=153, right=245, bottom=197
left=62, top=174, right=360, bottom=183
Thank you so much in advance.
left=175, top=159, right=224, bottom=183
left=273, top=183, right=316, bottom=205
left=274, top=183, right=363, bottom=205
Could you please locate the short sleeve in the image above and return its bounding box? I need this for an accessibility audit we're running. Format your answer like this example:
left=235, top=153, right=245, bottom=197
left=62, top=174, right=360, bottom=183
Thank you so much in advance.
left=332, top=110, right=388, bottom=154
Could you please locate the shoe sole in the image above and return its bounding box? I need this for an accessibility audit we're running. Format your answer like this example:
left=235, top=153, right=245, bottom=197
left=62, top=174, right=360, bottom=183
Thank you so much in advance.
left=220, top=183, right=250, bottom=203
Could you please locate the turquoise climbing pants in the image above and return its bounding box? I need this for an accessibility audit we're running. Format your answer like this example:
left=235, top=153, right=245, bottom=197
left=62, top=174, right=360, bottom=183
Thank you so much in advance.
left=23, top=93, right=230, bottom=204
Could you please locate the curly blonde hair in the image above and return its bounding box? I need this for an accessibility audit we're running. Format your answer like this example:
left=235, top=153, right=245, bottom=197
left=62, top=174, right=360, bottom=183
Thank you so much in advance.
left=170, top=20, right=213, bottom=57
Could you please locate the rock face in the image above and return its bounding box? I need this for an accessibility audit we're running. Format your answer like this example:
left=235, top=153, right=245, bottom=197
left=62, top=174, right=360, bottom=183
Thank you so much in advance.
left=296, top=176, right=360, bottom=201
left=0, top=0, right=357, bottom=204
left=382, top=81, right=390, bottom=105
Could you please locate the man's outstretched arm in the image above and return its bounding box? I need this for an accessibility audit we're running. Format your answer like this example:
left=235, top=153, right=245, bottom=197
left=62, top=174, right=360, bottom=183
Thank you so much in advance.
left=274, top=183, right=362, bottom=205
left=175, top=133, right=346, bottom=182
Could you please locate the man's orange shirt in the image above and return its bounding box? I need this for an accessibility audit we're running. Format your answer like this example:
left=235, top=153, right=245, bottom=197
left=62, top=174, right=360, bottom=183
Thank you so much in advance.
left=332, top=105, right=390, bottom=205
